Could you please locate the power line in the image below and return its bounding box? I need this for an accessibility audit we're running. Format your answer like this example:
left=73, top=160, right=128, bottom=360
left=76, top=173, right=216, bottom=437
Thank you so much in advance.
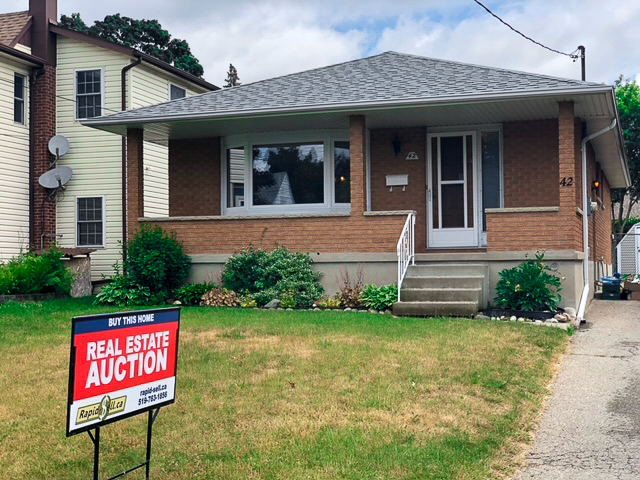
left=472, top=0, right=580, bottom=59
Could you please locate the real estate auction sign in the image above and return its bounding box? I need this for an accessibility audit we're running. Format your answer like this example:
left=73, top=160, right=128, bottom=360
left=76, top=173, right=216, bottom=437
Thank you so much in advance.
left=67, top=308, right=180, bottom=436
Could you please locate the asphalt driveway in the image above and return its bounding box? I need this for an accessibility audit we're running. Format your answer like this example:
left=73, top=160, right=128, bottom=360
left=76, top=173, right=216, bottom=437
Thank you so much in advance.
left=516, top=299, right=640, bottom=479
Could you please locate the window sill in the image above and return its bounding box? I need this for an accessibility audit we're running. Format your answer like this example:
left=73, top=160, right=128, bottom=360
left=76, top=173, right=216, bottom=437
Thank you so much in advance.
left=485, top=207, right=560, bottom=214
left=140, top=212, right=352, bottom=222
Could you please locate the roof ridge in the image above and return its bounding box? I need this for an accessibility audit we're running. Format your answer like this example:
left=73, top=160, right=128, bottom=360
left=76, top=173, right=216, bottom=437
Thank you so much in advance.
left=386, top=50, right=604, bottom=87
left=213, top=51, right=393, bottom=92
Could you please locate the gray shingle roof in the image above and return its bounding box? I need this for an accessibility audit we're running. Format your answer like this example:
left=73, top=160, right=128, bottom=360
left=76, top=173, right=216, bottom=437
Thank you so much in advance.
left=86, top=51, right=608, bottom=125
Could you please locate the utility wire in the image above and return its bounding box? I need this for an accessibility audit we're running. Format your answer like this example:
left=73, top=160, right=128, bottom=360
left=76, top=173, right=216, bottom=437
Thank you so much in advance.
left=472, top=0, right=580, bottom=59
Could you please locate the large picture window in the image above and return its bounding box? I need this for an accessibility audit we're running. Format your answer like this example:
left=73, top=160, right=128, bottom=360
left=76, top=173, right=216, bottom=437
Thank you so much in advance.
left=76, top=69, right=102, bottom=119
left=224, top=132, right=349, bottom=215
left=253, top=143, right=324, bottom=206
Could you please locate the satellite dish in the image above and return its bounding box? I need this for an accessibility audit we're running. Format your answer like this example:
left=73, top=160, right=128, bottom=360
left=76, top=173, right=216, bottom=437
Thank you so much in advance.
left=48, top=135, right=70, bottom=157
left=39, top=166, right=73, bottom=189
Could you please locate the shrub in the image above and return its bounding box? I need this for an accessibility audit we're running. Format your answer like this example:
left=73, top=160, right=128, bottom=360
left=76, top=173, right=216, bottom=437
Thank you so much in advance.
left=240, top=294, right=257, bottom=308
left=223, top=246, right=323, bottom=308
left=0, top=248, right=74, bottom=295
left=336, top=266, right=364, bottom=308
left=202, top=288, right=241, bottom=307
left=222, top=246, right=268, bottom=294
left=494, top=252, right=562, bottom=311
left=175, top=282, right=217, bottom=306
left=94, top=275, right=165, bottom=306
left=280, top=290, right=297, bottom=309
left=315, top=294, right=342, bottom=309
left=125, top=225, right=190, bottom=296
left=361, top=284, right=398, bottom=311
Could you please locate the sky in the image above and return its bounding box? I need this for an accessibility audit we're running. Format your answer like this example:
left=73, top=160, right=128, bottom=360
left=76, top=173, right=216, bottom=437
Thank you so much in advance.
left=5, top=0, right=640, bottom=87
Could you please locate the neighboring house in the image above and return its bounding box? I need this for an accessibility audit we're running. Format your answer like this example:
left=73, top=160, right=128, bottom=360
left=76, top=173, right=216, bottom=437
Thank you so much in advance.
left=84, top=53, right=628, bottom=318
left=0, top=43, right=43, bottom=260
left=0, top=0, right=217, bottom=279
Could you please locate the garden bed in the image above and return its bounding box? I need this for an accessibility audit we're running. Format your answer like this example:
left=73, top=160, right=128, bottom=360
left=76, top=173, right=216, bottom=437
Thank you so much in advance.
left=482, top=307, right=562, bottom=320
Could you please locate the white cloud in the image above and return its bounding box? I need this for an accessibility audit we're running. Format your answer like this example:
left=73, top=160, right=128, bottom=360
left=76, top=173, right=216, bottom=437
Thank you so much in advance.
left=6, top=0, right=639, bottom=85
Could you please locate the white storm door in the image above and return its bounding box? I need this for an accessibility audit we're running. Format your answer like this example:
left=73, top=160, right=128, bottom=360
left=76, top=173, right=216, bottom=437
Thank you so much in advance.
left=428, top=133, right=479, bottom=248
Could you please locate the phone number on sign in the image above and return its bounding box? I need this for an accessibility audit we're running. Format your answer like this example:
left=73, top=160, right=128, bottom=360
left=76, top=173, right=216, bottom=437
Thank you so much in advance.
left=138, top=390, right=168, bottom=406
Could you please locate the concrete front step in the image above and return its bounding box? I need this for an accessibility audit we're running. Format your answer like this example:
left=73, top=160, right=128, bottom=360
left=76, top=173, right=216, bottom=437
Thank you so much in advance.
left=393, top=301, right=479, bottom=317
left=406, top=263, right=487, bottom=277
left=402, top=275, right=484, bottom=289
left=400, top=287, right=482, bottom=303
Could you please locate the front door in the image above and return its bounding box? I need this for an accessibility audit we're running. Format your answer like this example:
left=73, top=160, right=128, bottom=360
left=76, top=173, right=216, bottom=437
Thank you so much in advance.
left=427, top=132, right=478, bottom=248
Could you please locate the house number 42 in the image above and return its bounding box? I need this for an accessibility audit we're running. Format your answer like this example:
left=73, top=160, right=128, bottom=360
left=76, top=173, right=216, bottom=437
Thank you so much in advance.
left=560, top=177, right=574, bottom=187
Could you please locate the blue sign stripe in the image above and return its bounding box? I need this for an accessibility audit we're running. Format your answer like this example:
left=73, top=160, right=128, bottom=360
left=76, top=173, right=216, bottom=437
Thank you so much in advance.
left=73, top=308, right=180, bottom=335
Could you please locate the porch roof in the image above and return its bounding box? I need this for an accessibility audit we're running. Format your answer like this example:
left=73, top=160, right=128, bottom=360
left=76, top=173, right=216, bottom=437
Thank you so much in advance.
left=82, top=51, right=629, bottom=188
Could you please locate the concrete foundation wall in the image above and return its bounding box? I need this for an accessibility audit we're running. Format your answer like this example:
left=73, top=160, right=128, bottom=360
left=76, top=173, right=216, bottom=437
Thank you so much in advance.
left=188, top=250, right=586, bottom=310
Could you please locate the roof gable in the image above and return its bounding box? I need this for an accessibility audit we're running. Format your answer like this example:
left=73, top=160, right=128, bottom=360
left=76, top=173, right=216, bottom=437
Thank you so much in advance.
left=86, top=51, right=608, bottom=124
left=0, top=11, right=30, bottom=46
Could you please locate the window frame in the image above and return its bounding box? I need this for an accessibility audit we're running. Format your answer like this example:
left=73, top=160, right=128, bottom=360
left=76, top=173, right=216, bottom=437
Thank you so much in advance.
left=76, top=195, right=106, bottom=248
left=222, top=130, right=351, bottom=216
left=13, top=73, right=26, bottom=125
left=74, top=68, right=105, bottom=120
left=169, top=84, right=187, bottom=100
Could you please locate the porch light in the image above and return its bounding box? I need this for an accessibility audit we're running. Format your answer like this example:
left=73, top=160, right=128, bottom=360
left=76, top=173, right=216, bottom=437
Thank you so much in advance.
left=392, top=134, right=402, bottom=156
left=340, top=176, right=347, bottom=182
left=592, top=180, right=600, bottom=190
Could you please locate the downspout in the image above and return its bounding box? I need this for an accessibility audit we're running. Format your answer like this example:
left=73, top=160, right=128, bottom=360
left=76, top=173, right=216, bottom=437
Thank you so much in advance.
left=577, top=119, right=617, bottom=322
left=121, top=55, right=143, bottom=267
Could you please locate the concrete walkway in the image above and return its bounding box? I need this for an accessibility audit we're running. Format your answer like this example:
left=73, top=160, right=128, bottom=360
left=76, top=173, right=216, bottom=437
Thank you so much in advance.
left=516, top=300, right=640, bottom=479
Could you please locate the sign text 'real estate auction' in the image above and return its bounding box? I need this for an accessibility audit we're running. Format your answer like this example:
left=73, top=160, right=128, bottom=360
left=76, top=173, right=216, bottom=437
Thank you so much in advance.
left=66, top=308, right=180, bottom=436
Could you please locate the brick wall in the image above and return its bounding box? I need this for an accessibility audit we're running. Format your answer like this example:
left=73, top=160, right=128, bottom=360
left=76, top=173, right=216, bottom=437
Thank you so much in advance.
left=350, top=115, right=367, bottom=214
left=487, top=211, right=569, bottom=251
left=370, top=127, right=426, bottom=250
left=31, top=65, right=57, bottom=250
left=503, top=119, right=559, bottom=208
left=587, top=145, right=613, bottom=265
left=128, top=126, right=406, bottom=254
left=169, top=138, right=221, bottom=217
left=143, top=215, right=407, bottom=254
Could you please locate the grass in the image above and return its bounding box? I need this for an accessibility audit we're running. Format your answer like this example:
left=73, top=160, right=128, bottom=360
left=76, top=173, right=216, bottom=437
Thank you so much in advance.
left=0, top=298, right=568, bottom=479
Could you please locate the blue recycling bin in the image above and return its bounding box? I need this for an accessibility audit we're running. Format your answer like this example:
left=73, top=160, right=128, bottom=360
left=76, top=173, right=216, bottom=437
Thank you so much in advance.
left=602, top=276, right=622, bottom=300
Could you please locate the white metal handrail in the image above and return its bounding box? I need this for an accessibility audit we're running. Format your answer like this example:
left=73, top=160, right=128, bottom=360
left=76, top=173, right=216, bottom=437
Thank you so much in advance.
left=396, top=212, right=416, bottom=301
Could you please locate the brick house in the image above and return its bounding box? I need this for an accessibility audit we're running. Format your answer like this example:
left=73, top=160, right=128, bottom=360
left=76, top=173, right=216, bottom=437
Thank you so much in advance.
left=83, top=52, right=629, bottom=319
left=0, top=0, right=217, bottom=278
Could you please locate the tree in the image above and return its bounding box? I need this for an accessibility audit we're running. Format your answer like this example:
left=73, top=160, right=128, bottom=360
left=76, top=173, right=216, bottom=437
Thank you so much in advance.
left=613, top=76, right=640, bottom=241
left=224, top=64, right=241, bottom=88
left=59, top=13, right=204, bottom=77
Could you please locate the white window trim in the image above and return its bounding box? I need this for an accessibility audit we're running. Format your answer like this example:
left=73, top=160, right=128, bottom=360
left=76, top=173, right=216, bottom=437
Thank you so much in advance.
left=169, top=83, right=187, bottom=100
left=75, top=195, right=106, bottom=248
left=74, top=67, right=105, bottom=121
left=13, top=73, right=26, bottom=125
left=221, top=130, right=351, bottom=216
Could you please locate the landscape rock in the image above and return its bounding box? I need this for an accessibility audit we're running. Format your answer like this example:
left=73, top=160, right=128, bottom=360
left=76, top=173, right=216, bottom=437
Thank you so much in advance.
left=475, top=314, right=490, bottom=321
left=384, top=309, right=392, bottom=315
left=264, top=299, right=281, bottom=309
left=510, top=316, right=517, bottom=321
left=172, top=300, right=182, bottom=305
left=564, top=307, right=577, bottom=317
left=344, top=307, right=352, bottom=312
left=518, top=317, right=525, bottom=322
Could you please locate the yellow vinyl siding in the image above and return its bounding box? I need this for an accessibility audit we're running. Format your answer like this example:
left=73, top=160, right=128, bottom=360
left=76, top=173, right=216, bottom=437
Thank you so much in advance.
left=130, top=65, right=206, bottom=218
left=0, top=58, right=30, bottom=261
left=13, top=44, right=32, bottom=55
left=55, top=37, right=211, bottom=280
left=55, top=37, right=126, bottom=279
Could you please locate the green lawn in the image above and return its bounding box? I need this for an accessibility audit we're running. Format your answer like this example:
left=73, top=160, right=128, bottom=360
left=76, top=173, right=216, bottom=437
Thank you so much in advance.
left=0, top=298, right=568, bottom=479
